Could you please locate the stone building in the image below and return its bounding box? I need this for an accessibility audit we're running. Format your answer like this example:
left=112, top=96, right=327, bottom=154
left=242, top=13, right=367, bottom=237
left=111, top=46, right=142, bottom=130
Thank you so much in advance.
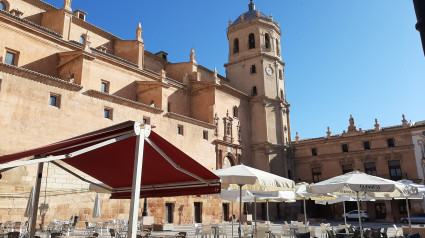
left=291, top=115, right=425, bottom=222
left=0, top=0, right=291, bottom=224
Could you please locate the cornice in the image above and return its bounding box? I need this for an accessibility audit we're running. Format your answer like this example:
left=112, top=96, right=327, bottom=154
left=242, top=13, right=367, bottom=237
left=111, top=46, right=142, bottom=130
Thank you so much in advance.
left=86, top=90, right=163, bottom=114
left=23, top=0, right=58, bottom=11
left=224, top=53, right=285, bottom=68
left=212, top=139, right=244, bottom=149
left=217, top=84, right=250, bottom=100
left=0, top=63, right=82, bottom=91
left=292, top=144, right=414, bottom=163
left=164, top=112, right=215, bottom=129
left=227, top=18, right=281, bottom=35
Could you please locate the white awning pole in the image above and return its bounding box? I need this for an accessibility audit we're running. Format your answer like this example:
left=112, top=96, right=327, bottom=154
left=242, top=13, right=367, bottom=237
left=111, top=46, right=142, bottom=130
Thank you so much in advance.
left=128, top=124, right=150, bottom=238
left=29, top=162, right=44, bottom=238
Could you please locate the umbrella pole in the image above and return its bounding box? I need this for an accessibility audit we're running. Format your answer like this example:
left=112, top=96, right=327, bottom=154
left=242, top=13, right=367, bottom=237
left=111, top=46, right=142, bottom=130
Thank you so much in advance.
left=406, top=198, right=412, bottom=234
left=266, top=200, right=269, bottom=223
left=303, top=198, right=307, bottom=226
left=232, top=201, right=234, bottom=238
left=343, top=201, right=347, bottom=227
left=239, top=184, right=243, bottom=238
left=356, top=192, right=363, bottom=238
left=254, top=197, right=257, bottom=233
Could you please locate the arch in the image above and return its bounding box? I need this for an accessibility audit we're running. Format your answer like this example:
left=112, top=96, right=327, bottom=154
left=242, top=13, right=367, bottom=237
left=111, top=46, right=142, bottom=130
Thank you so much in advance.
left=0, top=0, right=9, bottom=11
left=233, top=38, right=239, bottom=54
left=265, top=33, right=271, bottom=49
left=222, top=153, right=236, bottom=169
left=79, top=35, right=85, bottom=44
left=248, top=33, right=255, bottom=49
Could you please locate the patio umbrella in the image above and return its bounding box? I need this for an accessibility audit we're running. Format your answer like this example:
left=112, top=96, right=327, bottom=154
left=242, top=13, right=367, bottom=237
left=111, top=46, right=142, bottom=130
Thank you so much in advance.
left=214, top=164, right=295, bottom=238
left=24, top=186, right=35, bottom=217
left=93, top=193, right=101, bottom=221
left=395, top=180, right=425, bottom=234
left=311, top=171, right=417, bottom=238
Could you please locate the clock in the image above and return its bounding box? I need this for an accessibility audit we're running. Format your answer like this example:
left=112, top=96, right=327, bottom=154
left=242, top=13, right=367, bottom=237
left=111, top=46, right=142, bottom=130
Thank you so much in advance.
left=266, top=67, right=273, bottom=75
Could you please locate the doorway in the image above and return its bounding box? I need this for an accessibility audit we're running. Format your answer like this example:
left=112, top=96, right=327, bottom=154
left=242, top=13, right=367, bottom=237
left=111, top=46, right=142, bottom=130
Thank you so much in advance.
left=374, top=203, right=386, bottom=219
left=165, top=203, right=174, bottom=223
left=222, top=203, right=229, bottom=221
left=194, top=202, right=202, bottom=223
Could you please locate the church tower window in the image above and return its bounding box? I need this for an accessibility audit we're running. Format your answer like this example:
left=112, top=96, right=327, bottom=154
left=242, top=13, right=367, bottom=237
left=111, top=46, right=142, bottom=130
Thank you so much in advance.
left=0, top=1, right=6, bottom=11
left=252, top=86, right=257, bottom=96
left=276, top=39, right=281, bottom=56
left=248, top=33, right=255, bottom=49
left=250, top=65, right=256, bottom=74
left=265, top=33, right=271, bottom=49
left=79, top=35, right=85, bottom=44
left=233, top=38, right=239, bottom=54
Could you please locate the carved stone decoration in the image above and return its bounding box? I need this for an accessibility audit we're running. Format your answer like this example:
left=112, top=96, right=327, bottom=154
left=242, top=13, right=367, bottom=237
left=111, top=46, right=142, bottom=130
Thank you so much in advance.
left=82, top=32, right=91, bottom=52
left=63, top=0, right=72, bottom=12
left=326, top=126, right=332, bottom=138
left=402, top=114, right=409, bottom=128
left=190, top=48, right=196, bottom=64
left=374, top=118, right=381, bottom=131
left=237, top=121, right=241, bottom=142
left=348, top=115, right=357, bottom=132
left=295, top=132, right=300, bottom=143
left=214, top=113, right=219, bottom=136
left=223, top=110, right=233, bottom=142
left=136, top=22, right=143, bottom=42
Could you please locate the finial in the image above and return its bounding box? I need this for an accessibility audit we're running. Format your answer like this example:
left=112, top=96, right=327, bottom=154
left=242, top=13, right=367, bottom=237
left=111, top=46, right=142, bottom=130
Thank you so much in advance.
left=190, top=48, right=196, bottom=64
left=82, top=31, right=91, bottom=52
left=159, top=69, right=166, bottom=82
left=348, top=115, right=357, bottom=132
left=269, top=14, right=274, bottom=21
left=295, top=132, right=300, bottom=143
left=228, top=19, right=232, bottom=27
left=326, top=126, right=332, bottom=138
left=402, top=114, right=408, bottom=127
left=136, top=22, right=143, bottom=42
left=226, top=110, right=229, bottom=117
left=63, top=0, right=72, bottom=12
left=374, top=118, right=380, bottom=131
left=248, top=0, right=255, bottom=11
left=241, top=14, right=245, bottom=21
left=276, top=21, right=279, bottom=26
left=256, top=10, right=260, bottom=17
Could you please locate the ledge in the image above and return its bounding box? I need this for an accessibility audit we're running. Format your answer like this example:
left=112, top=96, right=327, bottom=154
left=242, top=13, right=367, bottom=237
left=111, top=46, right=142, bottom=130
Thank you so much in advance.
left=164, top=112, right=215, bottom=129
left=86, top=90, right=163, bottom=114
left=213, top=139, right=244, bottom=149
left=0, top=63, right=82, bottom=91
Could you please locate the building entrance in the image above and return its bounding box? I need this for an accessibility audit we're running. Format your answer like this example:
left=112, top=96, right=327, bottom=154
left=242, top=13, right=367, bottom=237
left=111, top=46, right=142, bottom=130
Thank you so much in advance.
left=374, top=203, right=386, bottom=219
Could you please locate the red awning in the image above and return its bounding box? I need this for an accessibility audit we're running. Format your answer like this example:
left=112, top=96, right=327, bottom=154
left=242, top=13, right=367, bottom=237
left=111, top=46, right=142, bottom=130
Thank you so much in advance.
left=0, top=121, right=221, bottom=198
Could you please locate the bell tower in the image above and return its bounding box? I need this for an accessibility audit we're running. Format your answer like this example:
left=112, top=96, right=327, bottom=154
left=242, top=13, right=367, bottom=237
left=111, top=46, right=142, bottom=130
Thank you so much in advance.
left=224, top=0, right=290, bottom=177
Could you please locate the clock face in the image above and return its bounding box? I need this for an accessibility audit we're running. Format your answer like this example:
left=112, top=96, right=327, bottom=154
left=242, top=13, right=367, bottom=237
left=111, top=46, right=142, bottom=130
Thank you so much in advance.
left=266, top=67, right=273, bottom=75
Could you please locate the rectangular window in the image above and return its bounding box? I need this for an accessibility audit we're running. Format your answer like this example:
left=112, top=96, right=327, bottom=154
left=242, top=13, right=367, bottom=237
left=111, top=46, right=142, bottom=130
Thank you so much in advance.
left=165, top=203, right=174, bottom=223
left=194, top=202, right=202, bottom=223
left=364, top=141, right=371, bottom=150
left=250, top=65, right=256, bottom=74
left=312, top=167, right=322, bottom=183
left=252, top=86, right=257, bottom=96
left=167, top=102, right=171, bottom=112
left=177, top=125, right=184, bottom=135
left=222, top=203, right=229, bottom=221
left=203, top=131, right=208, bottom=140
left=342, top=144, right=348, bottom=152
left=0, top=78, right=2, bottom=92
left=5, top=51, right=16, bottom=65
left=104, top=107, right=113, bottom=120
left=279, top=70, right=283, bottom=79
left=49, top=93, right=61, bottom=108
left=388, top=160, right=402, bottom=180
left=311, top=148, right=317, bottom=156
left=364, top=162, right=377, bottom=176
left=342, top=164, right=353, bottom=174
left=143, top=117, right=150, bottom=125
left=101, top=80, right=109, bottom=93
left=387, top=138, right=395, bottom=147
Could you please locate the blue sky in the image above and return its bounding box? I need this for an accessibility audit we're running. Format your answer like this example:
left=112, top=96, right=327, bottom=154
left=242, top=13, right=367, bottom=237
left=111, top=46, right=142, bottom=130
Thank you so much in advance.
left=45, top=0, right=425, bottom=139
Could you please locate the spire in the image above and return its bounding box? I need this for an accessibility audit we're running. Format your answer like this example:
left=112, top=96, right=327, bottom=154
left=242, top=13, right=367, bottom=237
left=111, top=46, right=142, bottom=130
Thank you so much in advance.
left=248, top=0, right=255, bottom=11
left=190, top=48, right=196, bottom=64
left=136, top=22, right=143, bottom=42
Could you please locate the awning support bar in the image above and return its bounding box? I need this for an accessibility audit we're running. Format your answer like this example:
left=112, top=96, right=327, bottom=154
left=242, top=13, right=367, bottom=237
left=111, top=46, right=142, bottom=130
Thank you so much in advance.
left=145, top=137, right=210, bottom=185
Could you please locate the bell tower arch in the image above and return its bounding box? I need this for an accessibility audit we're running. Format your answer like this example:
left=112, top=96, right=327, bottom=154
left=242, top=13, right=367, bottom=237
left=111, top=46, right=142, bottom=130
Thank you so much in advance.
left=224, top=1, right=290, bottom=177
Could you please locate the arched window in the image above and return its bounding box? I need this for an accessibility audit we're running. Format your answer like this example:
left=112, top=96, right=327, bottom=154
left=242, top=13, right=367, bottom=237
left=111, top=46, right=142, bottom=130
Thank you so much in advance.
left=79, top=35, right=85, bottom=44
left=248, top=33, right=255, bottom=49
left=233, top=38, right=239, bottom=54
left=265, top=34, right=271, bottom=49
left=0, top=1, right=6, bottom=11
left=276, top=39, right=280, bottom=56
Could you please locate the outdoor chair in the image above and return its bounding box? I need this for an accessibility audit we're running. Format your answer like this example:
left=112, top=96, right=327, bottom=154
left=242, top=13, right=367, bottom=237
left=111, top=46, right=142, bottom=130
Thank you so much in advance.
left=256, top=226, right=269, bottom=238
left=353, top=230, right=361, bottom=238
left=61, top=223, right=70, bottom=236
left=175, top=232, right=187, bottom=238
left=110, top=228, right=120, bottom=238
left=50, top=232, right=63, bottom=238
left=298, top=226, right=308, bottom=234
left=371, top=229, right=381, bottom=238
left=310, top=226, right=317, bottom=238
left=393, top=225, right=401, bottom=238
left=326, top=229, right=336, bottom=238
left=7, top=232, right=20, bottom=238
left=218, top=224, right=228, bottom=238
left=194, top=224, right=202, bottom=238
left=85, top=221, right=96, bottom=235
left=364, top=229, right=372, bottom=238
left=381, top=228, right=388, bottom=238
left=320, top=224, right=328, bottom=238
left=201, top=224, right=213, bottom=238
left=243, top=222, right=254, bottom=238
left=12, top=222, right=21, bottom=232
